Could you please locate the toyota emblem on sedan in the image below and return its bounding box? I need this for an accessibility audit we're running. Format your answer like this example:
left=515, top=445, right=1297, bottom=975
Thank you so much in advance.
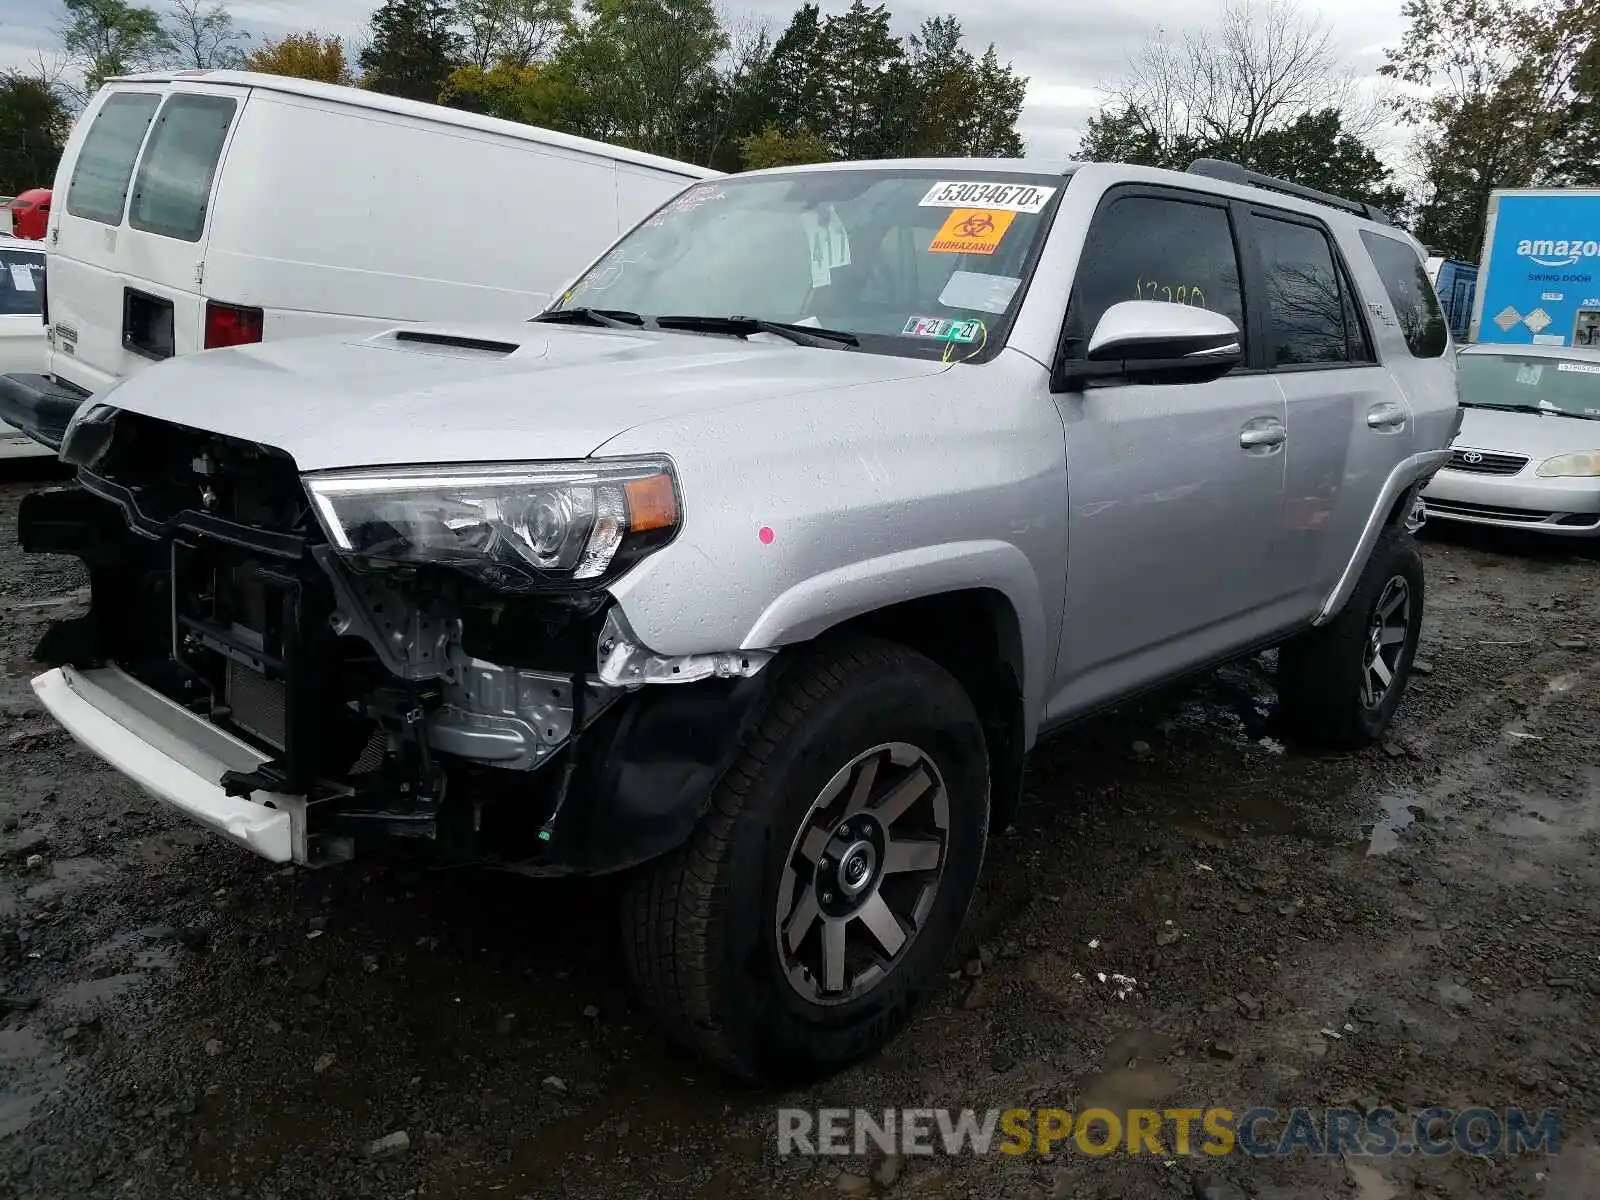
left=1461, top=450, right=1484, bottom=464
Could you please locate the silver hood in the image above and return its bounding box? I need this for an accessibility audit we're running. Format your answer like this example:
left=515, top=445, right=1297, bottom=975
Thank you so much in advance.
left=1455, top=405, right=1600, bottom=462
left=91, top=322, right=951, bottom=472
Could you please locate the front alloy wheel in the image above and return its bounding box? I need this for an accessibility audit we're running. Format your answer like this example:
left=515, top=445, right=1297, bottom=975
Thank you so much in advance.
left=776, top=743, right=948, bottom=1004
left=621, top=638, right=990, bottom=1083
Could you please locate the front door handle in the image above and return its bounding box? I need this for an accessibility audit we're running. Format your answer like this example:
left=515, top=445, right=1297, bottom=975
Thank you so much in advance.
left=1367, top=401, right=1407, bottom=431
left=1240, top=418, right=1287, bottom=451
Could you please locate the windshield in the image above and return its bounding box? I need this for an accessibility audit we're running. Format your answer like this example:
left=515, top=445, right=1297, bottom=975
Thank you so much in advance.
left=548, top=169, right=1066, bottom=361
left=0, top=247, right=44, bottom=317
left=1458, top=352, right=1600, bottom=419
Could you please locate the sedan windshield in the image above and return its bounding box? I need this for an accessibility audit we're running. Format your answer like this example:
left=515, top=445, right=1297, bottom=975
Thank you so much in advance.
left=0, top=248, right=44, bottom=317
left=1458, top=352, right=1600, bottom=419
left=545, top=169, right=1066, bottom=361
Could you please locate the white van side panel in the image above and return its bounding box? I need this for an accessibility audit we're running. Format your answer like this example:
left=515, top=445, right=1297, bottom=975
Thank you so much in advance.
left=202, top=93, right=690, bottom=324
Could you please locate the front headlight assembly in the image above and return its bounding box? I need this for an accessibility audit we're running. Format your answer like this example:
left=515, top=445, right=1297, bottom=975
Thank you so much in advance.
left=304, top=458, right=680, bottom=590
left=1535, top=451, right=1600, bottom=478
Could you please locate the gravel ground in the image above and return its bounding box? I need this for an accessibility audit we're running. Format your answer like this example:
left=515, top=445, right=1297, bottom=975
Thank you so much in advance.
left=1, top=467, right=1597, bottom=1200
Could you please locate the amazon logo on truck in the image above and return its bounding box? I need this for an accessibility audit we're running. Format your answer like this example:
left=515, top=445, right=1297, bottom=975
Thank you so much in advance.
left=1517, top=237, right=1600, bottom=268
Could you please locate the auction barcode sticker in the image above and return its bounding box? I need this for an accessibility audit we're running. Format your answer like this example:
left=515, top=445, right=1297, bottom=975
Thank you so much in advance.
left=919, top=181, right=1056, bottom=213
left=1558, top=362, right=1600, bottom=374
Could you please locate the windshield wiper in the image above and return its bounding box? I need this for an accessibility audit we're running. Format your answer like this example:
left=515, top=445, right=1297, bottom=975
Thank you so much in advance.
left=1462, top=401, right=1600, bottom=419
left=533, top=307, right=647, bottom=329
left=654, top=314, right=859, bottom=349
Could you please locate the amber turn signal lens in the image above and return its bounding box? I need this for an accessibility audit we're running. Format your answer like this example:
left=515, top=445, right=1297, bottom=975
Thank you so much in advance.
left=625, top=473, right=678, bottom=532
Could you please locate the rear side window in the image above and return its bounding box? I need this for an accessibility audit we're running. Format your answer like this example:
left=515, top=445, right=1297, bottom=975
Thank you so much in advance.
left=129, top=94, right=237, bottom=242
left=66, top=92, right=161, bottom=225
left=1070, top=194, right=1245, bottom=351
left=1249, top=214, right=1354, bottom=367
left=0, top=249, right=44, bottom=316
left=1360, top=231, right=1448, bottom=358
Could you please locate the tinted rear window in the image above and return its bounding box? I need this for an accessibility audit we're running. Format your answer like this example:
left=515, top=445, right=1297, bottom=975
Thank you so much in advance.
left=66, top=92, right=161, bottom=225
left=128, top=94, right=237, bottom=242
left=1360, top=231, right=1448, bottom=358
left=0, top=248, right=45, bottom=316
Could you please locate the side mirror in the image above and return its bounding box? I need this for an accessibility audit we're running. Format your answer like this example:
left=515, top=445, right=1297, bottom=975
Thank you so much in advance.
left=1055, top=300, right=1243, bottom=391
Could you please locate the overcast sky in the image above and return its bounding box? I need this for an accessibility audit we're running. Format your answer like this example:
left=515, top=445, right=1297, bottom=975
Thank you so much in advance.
left=0, top=0, right=1411, bottom=160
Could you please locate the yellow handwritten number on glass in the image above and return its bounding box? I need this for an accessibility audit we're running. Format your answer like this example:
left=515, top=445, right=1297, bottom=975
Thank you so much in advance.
left=1135, top=278, right=1206, bottom=309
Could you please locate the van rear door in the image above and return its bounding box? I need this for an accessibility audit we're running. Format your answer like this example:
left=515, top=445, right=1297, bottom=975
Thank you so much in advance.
left=46, top=80, right=245, bottom=394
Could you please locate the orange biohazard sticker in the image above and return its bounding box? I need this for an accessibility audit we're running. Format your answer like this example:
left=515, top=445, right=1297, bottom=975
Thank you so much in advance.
left=929, top=208, right=1016, bottom=255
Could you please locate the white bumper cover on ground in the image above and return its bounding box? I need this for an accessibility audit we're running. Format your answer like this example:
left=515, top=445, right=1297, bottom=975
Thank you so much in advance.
left=31, top=665, right=303, bottom=863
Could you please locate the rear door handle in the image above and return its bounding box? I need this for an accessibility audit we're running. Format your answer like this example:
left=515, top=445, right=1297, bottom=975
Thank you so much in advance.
left=1367, top=401, right=1407, bottom=431
left=1240, top=417, right=1286, bottom=451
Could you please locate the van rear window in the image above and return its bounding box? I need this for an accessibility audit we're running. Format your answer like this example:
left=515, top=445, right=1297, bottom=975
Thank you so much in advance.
left=66, top=92, right=161, bottom=226
left=129, top=94, right=237, bottom=242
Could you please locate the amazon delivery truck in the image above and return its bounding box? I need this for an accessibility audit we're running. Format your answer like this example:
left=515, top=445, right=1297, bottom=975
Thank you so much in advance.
left=1470, top=187, right=1600, bottom=348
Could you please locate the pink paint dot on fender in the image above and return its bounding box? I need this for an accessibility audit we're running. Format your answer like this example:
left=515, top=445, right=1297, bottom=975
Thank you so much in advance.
left=758, top=526, right=775, bottom=545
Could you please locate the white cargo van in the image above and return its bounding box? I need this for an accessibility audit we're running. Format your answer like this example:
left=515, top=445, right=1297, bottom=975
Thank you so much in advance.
left=0, top=70, right=720, bottom=449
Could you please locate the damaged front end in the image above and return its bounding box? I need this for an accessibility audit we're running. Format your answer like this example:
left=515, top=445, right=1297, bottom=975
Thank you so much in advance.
left=20, top=406, right=773, bottom=873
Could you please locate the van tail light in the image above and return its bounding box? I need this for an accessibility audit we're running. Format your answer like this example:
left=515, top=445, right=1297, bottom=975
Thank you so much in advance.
left=39, top=262, right=48, bottom=328
left=204, top=301, right=263, bottom=349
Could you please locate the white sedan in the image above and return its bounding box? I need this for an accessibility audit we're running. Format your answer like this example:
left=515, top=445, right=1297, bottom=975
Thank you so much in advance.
left=0, top=234, right=51, bottom=460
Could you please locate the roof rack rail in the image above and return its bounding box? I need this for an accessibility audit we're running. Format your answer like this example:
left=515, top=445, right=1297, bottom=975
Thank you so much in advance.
left=1186, top=158, right=1396, bottom=226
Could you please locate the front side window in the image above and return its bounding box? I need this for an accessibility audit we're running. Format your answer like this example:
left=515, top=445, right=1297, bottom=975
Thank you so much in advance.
left=1457, top=352, right=1600, bottom=419
left=552, top=170, right=1065, bottom=361
left=1250, top=214, right=1351, bottom=367
left=0, top=249, right=45, bottom=316
left=129, top=94, right=237, bottom=242
left=1068, top=194, right=1246, bottom=355
left=66, top=92, right=161, bottom=226
left=1361, top=231, right=1448, bottom=358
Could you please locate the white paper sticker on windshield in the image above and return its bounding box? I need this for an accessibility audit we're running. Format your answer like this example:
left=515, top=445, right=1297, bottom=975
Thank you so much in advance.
left=1557, top=361, right=1600, bottom=375
left=8, top=263, right=37, bottom=292
left=1515, top=363, right=1544, bottom=385
left=801, top=206, right=851, bottom=288
left=939, top=271, right=1020, bottom=314
left=919, top=181, right=1056, bottom=213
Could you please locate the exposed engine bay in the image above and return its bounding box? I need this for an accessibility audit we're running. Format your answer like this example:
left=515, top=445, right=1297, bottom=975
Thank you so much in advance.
left=20, top=408, right=772, bottom=872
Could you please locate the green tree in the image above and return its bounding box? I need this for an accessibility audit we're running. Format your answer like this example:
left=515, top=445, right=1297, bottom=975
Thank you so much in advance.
left=1554, top=29, right=1599, bottom=185
left=763, top=4, right=827, bottom=138
left=0, top=73, right=72, bottom=194
left=359, top=0, right=464, bottom=102
left=550, top=0, right=726, bottom=158
left=738, top=126, right=831, bottom=170
left=242, top=32, right=355, bottom=84
left=60, top=0, right=174, bottom=92
left=813, top=0, right=902, bottom=160
left=1250, top=109, right=1407, bottom=213
left=456, top=0, right=572, bottom=69
left=439, top=58, right=570, bottom=124
left=165, top=0, right=248, bottom=69
left=1079, top=1, right=1376, bottom=170
left=1381, top=0, right=1587, bottom=259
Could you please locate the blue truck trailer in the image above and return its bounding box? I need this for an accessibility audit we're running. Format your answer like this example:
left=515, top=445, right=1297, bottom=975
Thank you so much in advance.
left=1469, top=187, right=1600, bottom=347
left=1426, top=256, right=1478, bottom=341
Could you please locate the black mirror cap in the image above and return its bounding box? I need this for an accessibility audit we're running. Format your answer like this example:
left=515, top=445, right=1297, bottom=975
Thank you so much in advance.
left=1052, top=345, right=1243, bottom=392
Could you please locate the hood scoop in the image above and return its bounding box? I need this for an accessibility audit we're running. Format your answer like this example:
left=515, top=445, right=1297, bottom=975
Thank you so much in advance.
left=389, top=329, right=522, bottom=356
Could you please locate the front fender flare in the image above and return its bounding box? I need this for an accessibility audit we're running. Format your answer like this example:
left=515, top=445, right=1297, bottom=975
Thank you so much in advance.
left=738, top=539, right=1049, bottom=735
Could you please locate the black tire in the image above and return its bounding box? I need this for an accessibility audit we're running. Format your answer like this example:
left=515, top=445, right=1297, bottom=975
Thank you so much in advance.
left=619, top=636, right=990, bottom=1084
left=1278, top=526, right=1424, bottom=749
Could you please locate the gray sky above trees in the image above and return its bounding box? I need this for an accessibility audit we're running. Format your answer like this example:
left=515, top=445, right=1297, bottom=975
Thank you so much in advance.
left=0, top=0, right=1406, bottom=156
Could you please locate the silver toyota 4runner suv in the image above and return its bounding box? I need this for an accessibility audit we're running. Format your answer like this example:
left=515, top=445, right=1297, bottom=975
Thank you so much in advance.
left=17, top=156, right=1459, bottom=1082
